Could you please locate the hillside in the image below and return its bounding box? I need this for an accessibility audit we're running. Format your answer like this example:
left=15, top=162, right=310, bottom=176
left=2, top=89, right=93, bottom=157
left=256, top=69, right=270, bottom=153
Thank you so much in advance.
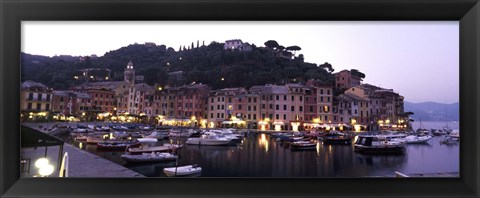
left=404, top=101, right=459, bottom=122
left=21, top=41, right=338, bottom=90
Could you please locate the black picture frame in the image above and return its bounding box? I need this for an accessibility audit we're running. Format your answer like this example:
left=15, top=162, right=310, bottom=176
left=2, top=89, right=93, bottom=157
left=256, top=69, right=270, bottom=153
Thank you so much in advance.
left=1, top=0, right=479, bottom=197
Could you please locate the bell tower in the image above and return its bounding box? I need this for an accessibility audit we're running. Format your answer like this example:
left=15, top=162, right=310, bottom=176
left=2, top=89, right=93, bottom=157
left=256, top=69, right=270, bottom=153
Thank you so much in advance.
left=124, top=60, right=135, bottom=85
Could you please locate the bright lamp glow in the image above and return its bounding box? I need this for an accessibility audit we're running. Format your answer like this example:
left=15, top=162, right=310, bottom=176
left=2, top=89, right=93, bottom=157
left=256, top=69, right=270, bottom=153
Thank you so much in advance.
left=35, top=158, right=49, bottom=168
left=38, top=164, right=54, bottom=176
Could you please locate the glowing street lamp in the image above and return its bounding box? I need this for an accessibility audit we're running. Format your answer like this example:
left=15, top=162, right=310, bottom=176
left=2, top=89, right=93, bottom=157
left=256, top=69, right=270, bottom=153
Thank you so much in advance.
left=35, top=158, right=54, bottom=177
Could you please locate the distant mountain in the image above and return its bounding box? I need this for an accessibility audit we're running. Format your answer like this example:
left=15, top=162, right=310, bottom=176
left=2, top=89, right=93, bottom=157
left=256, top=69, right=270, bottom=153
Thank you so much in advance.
left=404, top=101, right=459, bottom=122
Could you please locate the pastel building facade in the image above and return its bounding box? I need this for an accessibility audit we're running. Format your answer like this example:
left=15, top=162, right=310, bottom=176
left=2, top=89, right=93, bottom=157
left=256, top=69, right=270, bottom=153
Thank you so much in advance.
left=224, top=39, right=252, bottom=51
left=20, top=81, right=53, bottom=112
left=334, top=69, right=362, bottom=89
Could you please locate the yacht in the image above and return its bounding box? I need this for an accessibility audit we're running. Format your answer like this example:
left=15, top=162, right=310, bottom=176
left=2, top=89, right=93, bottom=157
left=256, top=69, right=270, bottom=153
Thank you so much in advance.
left=354, top=135, right=406, bottom=154
left=185, top=132, right=232, bottom=146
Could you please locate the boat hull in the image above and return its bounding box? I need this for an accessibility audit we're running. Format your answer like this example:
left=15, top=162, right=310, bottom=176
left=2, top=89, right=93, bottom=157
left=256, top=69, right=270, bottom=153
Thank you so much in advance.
left=322, top=138, right=352, bottom=145
left=121, top=154, right=178, bottom=163
left=290, top=144, right=316, bottom=150
left=354, top=145, right=405, bottom=154
left=185, top=138, right=232, bottom=146
left=163, top=165, right=202, bottom=177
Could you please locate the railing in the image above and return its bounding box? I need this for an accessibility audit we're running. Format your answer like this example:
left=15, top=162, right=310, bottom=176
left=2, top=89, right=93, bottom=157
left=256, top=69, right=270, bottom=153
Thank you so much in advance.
left=395, top=171, right=409, bottom=177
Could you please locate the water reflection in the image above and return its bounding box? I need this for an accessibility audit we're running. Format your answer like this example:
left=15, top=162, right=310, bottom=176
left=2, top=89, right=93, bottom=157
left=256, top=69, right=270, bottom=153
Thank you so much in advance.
left=258, top=133, right=269, bottom=153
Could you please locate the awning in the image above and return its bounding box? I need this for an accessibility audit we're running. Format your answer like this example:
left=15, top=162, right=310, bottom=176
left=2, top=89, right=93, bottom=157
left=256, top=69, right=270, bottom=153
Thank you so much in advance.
left=21, top=125, right=65, bottom=171
left=21, top=125, right=64, bottom=148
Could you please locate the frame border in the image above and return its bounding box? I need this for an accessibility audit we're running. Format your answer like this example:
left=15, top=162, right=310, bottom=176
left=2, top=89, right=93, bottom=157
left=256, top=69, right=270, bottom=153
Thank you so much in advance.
left=1, top=0, right=478, bottom=197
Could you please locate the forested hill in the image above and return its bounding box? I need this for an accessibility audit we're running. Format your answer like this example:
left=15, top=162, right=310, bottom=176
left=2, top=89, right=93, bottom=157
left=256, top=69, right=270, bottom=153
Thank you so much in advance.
left=21, top=41, right=338, bottom=90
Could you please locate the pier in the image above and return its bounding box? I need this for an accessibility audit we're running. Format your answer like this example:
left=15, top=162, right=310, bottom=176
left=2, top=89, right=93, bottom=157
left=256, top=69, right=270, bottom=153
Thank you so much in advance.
left=21, top=124, right=144, bottom=178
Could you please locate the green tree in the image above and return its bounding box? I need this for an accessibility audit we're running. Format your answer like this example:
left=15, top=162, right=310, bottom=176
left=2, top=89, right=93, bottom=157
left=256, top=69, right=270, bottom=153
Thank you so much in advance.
left=264, top=40, right=279, bottom=49
left=286, top=45, right=301, bottom=55
left=351, top=69, right=366, bottom=79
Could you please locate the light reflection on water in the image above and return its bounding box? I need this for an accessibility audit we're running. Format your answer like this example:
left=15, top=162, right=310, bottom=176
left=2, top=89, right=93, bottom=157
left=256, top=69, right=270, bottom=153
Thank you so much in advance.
left=62, top=132, right=459, bottom=177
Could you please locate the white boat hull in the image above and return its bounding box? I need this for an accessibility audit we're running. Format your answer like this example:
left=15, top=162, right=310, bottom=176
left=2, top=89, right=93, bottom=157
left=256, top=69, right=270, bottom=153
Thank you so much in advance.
left=404, top=135, right=432, bottom=144
left=163, top=165, right=202, bottom=177
left=121, top=153, right=178, bottom=163
left=185, top=138, right=231, bottom=146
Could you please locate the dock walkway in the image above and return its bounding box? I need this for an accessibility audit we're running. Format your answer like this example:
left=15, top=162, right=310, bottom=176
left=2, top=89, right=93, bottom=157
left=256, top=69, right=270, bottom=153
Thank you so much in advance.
left=21, top=123, right=144, bottom=177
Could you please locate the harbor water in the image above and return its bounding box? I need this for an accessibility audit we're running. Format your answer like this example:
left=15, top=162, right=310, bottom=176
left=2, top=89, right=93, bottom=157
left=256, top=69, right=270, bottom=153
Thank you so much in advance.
left=60, top=121, right=459, bottom=177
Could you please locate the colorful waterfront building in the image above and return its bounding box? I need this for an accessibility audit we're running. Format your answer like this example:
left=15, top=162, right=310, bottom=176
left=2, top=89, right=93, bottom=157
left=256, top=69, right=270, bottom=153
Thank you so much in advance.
left=207, top=87, right=247, bottom=128
left=51, top=91, right=91, bottom=117
left=153, top=83, right=210, bottom=126
left=177, top=83, right=210, bottom=126
left=20, top=80, right=53, bottom=121
left=334, top=69, right=362, bottom=89
left=306, top=79, right=334, bottom=125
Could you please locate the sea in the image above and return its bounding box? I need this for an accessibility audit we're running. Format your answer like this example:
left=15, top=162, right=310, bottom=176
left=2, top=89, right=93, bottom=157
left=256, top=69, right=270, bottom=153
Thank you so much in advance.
left=411, top=121, right=459, bottom=131
left=61, top=121, right=459, bottom=177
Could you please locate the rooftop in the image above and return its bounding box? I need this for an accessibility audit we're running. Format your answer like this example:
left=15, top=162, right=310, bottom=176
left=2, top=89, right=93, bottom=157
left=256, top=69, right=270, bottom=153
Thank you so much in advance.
left=21, top=80, right=49, bottom=90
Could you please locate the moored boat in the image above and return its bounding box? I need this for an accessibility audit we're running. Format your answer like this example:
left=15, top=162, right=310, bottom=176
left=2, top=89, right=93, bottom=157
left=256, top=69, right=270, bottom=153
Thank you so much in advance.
left=121, top=152, right=178, bottom=163
left=440, top=135, right=459, bottom=145
left=448, top=130, right=460, bottom=138
left=433, top=129, right=448, bottom=136
left=127, top=145, right=175, bottom=154
left=354, top=135, right=406, bottom=154
left=74, top=135, right=89, bottom=141
left=163, top=164, right=202, bottom=177
left=290, top=141, right=317, bottom=150
left=321, top=131, right=352, bottom=145
left=402, top=135, right=432, bottom=144
left=96, top=141, right=141, bottom=151
left=136, top=137, right=158, bottom=143
left=73, top=125, right=90, bottom=133
left=185, top=132, right=232, bottom=146
left=146, top=131, right=170, bottom=140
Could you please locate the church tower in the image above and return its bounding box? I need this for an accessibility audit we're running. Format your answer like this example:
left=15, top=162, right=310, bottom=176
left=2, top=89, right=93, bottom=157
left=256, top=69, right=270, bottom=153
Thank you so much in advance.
left=124, top=60, right=135, bottom=85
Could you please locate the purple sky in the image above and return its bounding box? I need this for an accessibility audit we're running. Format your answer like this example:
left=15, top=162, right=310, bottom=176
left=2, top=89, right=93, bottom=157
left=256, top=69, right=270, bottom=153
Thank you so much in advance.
left=22, top=21, right=459, bottom=103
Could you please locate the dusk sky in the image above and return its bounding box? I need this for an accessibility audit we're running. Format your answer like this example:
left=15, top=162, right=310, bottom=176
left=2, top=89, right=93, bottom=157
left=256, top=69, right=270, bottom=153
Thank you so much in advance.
left=22, top=21, right=459, bottom=104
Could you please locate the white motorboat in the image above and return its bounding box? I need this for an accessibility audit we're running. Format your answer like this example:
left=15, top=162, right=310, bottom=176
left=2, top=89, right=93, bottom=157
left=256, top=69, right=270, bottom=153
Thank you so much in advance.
left=448, top=130, right=460, bottom=138
left=378, top=133, right=408, bottom=144
left=139, top=125, right=152, bottom=130
left=73, top=126, right=89, bottom=133
left=121, top=152, right=178, bottom=163
left=402, top=135, right=432, bottom=144
left=440, top=135, right=459, bottom=145
left=433, top=129, right=448, bottom=136
left=136, top=137, right=158, bottom=143
left=87, top=124, right=95, bottom=130
left=163, top=165, right=202, bottom=177
left=146, top=131, right=169, bottom=140
left=169, top=130, right=192, bottom=137
left=185, top=132, right=232, bottom=146
left=163, top=143, right=183, bottom=150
